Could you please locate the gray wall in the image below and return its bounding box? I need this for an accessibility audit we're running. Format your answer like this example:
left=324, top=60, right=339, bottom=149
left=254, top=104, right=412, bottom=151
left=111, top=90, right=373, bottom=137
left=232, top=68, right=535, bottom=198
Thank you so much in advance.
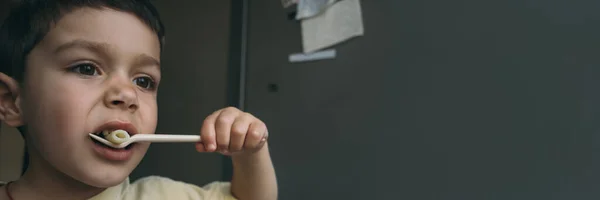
left=245, top=0, right=600, bottom=199
left=129, top=0, right=232, bottom=185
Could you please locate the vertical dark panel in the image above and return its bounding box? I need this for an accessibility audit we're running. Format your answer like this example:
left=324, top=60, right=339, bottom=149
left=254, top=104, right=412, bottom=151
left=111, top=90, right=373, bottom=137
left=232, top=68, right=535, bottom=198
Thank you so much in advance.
left=222, top=0, right=245, bottom=182
left=246, top=0, right=600, bottom=199
left=130, top=0, right=232, bottom=186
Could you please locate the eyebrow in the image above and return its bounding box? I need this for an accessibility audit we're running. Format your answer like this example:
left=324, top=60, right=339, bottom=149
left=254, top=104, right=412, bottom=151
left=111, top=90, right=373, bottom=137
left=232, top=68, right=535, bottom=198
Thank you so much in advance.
left=53, top=39, right=160, bottom=68
left=134, top=54, right=161, bottom=69
left=53, top=39, right=110, bottom=55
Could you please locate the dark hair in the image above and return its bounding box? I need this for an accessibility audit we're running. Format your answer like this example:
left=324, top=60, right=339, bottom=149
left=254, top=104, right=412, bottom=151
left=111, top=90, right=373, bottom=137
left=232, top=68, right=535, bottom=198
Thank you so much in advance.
left=0, top=0, right=166, bottom=82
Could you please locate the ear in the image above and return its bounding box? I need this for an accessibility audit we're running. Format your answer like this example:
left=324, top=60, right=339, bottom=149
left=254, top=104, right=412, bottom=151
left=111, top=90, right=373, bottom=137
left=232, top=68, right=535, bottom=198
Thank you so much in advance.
left=0, top=72, right=24, bottom=127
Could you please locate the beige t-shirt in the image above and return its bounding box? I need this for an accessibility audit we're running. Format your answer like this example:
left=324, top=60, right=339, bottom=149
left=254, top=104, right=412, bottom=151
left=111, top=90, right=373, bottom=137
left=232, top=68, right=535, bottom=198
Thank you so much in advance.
left=1, top=176, right=238, bottom=200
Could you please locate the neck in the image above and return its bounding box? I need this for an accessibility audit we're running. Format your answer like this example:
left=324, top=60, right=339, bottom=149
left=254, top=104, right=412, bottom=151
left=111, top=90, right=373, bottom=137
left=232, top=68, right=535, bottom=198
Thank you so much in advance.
left=9, top=146, right=104, bottom=200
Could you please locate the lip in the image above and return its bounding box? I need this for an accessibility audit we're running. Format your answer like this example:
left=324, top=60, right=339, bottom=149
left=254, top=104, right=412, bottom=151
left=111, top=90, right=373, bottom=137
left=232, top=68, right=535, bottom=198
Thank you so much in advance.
left=92, top=121, right=139, bottom=136
left=90, top=121, right=139, bottom=161
left=91, top=141, right=134, bottom=161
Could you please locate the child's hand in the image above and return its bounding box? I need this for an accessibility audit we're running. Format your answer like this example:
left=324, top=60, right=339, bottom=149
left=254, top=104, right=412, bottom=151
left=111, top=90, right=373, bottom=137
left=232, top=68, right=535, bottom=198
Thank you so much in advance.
left=196, top=107, right=268, bottom=155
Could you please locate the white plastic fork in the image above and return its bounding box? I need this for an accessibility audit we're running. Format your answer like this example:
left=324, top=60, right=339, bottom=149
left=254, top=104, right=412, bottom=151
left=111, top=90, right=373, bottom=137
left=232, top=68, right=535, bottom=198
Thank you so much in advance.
left=89, top=133, right=201, bottom=149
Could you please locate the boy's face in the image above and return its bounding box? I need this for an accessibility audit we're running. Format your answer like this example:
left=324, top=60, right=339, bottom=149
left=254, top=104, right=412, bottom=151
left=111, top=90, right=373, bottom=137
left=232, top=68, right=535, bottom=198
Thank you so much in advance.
left=18, top=7, right=161, bottom=187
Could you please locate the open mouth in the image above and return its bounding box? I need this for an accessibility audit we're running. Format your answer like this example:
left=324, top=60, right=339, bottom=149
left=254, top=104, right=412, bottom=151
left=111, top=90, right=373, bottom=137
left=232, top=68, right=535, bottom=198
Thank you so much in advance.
left=90, top=121, right=139, bottom=155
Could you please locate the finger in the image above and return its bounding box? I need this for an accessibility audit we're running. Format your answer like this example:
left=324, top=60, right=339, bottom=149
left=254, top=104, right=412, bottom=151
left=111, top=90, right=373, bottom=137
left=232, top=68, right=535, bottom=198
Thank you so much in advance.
left=201, top=111, right=219, bottom=152
left=195, top=143, right=207, bottom=152
left=0, top=107, right=6, bottom=120
left=244, top=120, right=268, bottom=150
left=215, top=107, right=238, bottom=151
left=230, top=113, right=253, bottom=152
left=7, top=107, right=17, bottom=115
left=263, top=129, right=269, bottom=142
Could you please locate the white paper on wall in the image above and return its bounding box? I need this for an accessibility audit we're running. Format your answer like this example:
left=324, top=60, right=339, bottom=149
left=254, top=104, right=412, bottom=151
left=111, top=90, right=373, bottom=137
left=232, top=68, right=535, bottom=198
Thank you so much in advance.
left=295, top=0, right=337, bottom=19
left=301, top=0, right=364, bottom=53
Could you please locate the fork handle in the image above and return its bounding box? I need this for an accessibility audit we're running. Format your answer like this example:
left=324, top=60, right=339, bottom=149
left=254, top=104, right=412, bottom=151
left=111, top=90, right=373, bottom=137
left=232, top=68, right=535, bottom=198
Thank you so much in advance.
left=134, top=134, right=201, bottom=143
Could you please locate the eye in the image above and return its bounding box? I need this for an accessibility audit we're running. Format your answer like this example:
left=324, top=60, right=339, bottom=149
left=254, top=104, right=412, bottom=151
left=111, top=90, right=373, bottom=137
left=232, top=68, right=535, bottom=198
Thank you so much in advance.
left=133, top=76, right=156, bottom=90
left=70, top=63, right=100, bottom=76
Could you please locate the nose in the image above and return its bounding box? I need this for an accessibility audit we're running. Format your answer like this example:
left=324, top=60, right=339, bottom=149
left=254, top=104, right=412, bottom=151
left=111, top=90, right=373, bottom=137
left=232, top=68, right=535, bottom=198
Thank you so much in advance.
left=104, top=77, right=139, bottom=111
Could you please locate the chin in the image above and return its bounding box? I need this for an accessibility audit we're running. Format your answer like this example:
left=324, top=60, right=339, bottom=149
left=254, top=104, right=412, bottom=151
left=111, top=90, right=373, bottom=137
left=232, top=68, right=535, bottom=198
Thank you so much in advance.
left=48, top=142, right=149, bottom=188
left=68, top=157, right=144, bottom=188
left=72, top=166, right=133, bottom=188
left=80, top=144, right=149, bottom=188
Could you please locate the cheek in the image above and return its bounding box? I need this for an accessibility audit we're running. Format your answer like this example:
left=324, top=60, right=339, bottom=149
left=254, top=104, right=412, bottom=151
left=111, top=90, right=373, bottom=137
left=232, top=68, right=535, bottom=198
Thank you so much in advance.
left=23, top=77, right=96, bottom=145
left=139, top=96, right=158, bottom=133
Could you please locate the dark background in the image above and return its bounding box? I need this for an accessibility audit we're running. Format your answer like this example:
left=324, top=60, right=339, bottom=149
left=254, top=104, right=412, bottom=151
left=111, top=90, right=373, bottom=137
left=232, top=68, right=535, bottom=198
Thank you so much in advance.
left=244, top=1, right=600, bottom=199
left=2, top=0, right=600, bottom=199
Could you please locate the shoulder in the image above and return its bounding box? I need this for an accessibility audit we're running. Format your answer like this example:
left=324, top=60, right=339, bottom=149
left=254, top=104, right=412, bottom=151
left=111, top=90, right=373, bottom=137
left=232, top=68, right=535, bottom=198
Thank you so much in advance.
left=121, top=176, right=237, bottom=200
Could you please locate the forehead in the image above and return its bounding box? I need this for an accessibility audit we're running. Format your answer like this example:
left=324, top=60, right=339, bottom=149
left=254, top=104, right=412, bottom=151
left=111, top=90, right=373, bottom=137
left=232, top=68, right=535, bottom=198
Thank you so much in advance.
left=36, top=7, right=161, bottom=60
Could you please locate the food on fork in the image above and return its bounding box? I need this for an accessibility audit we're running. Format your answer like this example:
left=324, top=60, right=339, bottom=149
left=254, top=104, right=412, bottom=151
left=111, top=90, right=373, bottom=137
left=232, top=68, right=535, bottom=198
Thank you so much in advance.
left=103, top=129, right=131, bottom=144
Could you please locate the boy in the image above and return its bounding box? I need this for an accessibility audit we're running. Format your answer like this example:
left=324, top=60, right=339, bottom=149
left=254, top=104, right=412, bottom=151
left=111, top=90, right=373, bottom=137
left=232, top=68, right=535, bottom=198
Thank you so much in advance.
left=0, top=0, right=277, bottom=200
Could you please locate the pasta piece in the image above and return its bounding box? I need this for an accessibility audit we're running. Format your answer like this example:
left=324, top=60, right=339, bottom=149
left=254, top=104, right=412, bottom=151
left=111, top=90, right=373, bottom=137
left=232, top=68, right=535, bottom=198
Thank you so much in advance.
left=102, top=130, right=110, bottom=137
left=106, top=129, right=130, bottom=144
